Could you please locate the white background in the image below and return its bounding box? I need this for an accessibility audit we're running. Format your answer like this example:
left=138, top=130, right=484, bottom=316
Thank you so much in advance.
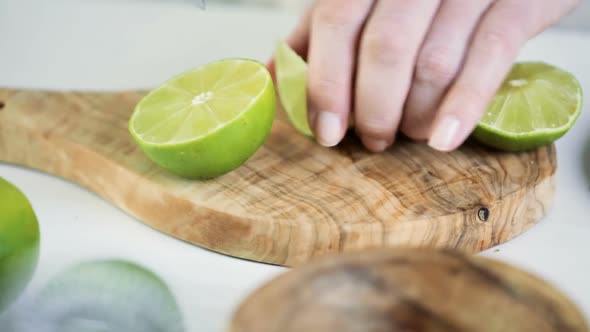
left=1, top=1, right=590, bottom=331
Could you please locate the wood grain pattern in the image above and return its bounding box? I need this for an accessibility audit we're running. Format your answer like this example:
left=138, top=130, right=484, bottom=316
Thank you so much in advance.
left=0, top=88, right=556, bottom=266
left=229, top=248, right=589, bottom=332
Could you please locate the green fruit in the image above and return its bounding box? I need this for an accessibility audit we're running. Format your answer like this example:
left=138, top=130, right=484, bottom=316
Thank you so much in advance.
left=129, top=58, right=276, bottom=179
left=0, top=177, right=40, bottom=313
left=473, top=62, right=583, bottom=151
left=274, top=40, right=314, bottom=137
left=21, top=259, right=184, bottom=332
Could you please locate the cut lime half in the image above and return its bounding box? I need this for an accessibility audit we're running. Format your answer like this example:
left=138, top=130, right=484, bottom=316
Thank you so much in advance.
left=473, top=62, right=582, bottom=151
left=129, top=59, right=276, bottom=179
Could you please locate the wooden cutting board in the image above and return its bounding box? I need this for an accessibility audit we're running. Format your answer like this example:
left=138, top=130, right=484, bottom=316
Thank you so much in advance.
left=0, top=88, right=556, bottom=267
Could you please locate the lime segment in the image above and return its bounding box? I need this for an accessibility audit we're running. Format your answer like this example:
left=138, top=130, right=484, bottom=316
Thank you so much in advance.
left=129, top=59, right=276, bottom=179
left=473, top=62, right=583, bottom=151
left=274, top=40, right=314, bottom=137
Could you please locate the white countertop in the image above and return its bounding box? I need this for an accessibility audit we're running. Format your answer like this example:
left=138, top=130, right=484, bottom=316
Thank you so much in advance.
left=1, top=1, right=589, bottom=331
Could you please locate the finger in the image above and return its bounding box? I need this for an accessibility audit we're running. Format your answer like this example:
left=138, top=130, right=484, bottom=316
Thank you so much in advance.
left=400, top=0, right=492, bottom=141
left=307, top=0, right=375, bottom=147
left=428, top=0, right=580, bottom=152
left=266, top=4, right=314, bottom=79
left=286, top=3, right=314, bottom=58
left=355, top=0, right=440, bottom=152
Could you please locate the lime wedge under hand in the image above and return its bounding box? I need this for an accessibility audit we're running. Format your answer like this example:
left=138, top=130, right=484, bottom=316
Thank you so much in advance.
left=129, top=59, right=276, bottom=179
left=473, top=62, right=583, bottom=151
left=274, top=40, right=314, bottom=137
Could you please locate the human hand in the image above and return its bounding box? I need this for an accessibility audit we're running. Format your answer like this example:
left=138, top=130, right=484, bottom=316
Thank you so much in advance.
left=269, top=0, right=579, bottom=152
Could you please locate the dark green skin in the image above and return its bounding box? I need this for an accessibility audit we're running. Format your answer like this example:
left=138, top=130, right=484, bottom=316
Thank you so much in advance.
left=0, top=177, right=40, bottom=312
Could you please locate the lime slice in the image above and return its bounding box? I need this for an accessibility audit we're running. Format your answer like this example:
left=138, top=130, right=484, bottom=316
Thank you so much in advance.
left=473, top=62, right=583, bottom=151
left=129, top=59, right=276, bottom=179
left=0, top=177, right=40, bottom=313
left=274, top=40, right=314, bottom=137
left=19, top=260, right=184, bottom=332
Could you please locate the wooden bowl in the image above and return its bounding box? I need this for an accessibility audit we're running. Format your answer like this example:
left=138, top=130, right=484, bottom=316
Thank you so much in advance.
left=229, top=248, right=588, bottom=332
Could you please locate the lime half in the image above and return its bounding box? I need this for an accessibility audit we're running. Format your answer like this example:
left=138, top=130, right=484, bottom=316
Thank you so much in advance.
left=274, top=40, right=314, bottom=137
left=129, top=59, right=276, bottom=179
left=473, top=62, right=583, bottom=151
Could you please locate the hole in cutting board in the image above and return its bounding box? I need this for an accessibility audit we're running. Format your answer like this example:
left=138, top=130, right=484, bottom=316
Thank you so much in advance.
left=478, top=208, right=490, bottom=222
left=0, top=101, right=4, bottom=110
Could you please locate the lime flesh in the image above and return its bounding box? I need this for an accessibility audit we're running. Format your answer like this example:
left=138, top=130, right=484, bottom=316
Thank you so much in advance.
left=473, top=62, right=583, bottom=151
left=0, top=177, right=40, bottom=313
left=274, top=40, right=314, bottom=137
left=129, top=59, right=276, bottom=179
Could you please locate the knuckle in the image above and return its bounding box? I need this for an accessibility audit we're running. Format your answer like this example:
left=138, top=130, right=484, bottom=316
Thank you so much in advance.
left=362, top=29, right=406, bottom=65
left=314, top=1, right=364, bottom=30
left=415, top=46, right=459, bottom=85
left=308, top=77, right=347, bottom=112
left=478, top=28, right=519, bottom=56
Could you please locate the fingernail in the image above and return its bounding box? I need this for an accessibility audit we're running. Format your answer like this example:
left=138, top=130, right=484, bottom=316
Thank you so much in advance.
left=428, top=115, right=461, bottom=151
left=316, top=111, right=342, bottom=147
left=362, top=137, right=389, bottom=152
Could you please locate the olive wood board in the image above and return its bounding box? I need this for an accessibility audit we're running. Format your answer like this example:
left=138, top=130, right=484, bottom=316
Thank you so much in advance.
left=0, top=88, right=556, bottom=267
